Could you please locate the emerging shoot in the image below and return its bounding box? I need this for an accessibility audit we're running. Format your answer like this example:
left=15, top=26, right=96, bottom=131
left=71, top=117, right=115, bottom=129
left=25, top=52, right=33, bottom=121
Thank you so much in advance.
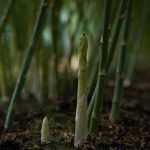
left=41, top=116, right=50, bottom=144
left=74, top=33, right=88, bottom=147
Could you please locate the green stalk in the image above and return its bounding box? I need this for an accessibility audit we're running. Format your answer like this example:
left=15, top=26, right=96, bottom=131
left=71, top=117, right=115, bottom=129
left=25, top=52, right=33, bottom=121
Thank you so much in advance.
left=110, top=0, right=132, bottom=122
left=87, top=16, right=104, bottom=125
left=106, top=0, right=127, bottom=71
left=124, top=0, right=148, bottom=85
left=88, top=0, right=127, bottom=120
left=4, top=0, right=48, bottom=129
left=74, top=33, right=88, bottom=147
left=87, top=84, right=97, bottom=127
left=87, top=20, right=103, bottom=96
left=89, top=0, right=112, bottom=133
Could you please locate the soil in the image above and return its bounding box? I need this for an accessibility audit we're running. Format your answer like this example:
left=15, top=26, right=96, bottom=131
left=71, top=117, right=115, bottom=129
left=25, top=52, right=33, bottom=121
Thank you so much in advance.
left=0, top=71, right=150, bottom=150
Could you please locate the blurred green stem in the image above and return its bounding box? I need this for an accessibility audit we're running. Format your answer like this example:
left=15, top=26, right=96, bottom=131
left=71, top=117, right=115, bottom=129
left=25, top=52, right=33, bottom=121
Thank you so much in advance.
left=106, top=0, right=127, bottom=71
left=125, top=0, right=149, bottom=84
left=4, top=0, right=48, bottom=129
left=89, top=0, right=112, bottom=133
left=110, top=0, right=132, bottom=122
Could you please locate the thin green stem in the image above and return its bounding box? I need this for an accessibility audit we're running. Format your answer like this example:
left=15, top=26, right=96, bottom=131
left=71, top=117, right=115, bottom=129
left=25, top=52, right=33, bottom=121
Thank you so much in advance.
left=89, top=0, right=112, bottom=133
left=88, top=0, right=127, bottom=122
left=106, top=0, right=127, bottom=71
left=4, top=0, right=48, bottom=129
left=125, top=0, right=148, bottom=84
left=110, top=0, right=132, bottom=122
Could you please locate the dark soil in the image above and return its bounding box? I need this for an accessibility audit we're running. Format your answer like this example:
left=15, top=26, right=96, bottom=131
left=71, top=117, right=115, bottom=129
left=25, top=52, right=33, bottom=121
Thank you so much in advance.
left=0, top=71, right=150, bottom=150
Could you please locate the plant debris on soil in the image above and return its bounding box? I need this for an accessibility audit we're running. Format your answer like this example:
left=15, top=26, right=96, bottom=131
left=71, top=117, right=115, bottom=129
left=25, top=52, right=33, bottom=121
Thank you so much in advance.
left=0, top=72, right=150, bottom=150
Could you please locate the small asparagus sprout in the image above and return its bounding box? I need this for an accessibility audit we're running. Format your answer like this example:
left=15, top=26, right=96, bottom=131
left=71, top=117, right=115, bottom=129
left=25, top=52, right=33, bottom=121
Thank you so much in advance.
left=74, top=33, right=88, bottom=147
left=41, top=116, right=50, bottom=144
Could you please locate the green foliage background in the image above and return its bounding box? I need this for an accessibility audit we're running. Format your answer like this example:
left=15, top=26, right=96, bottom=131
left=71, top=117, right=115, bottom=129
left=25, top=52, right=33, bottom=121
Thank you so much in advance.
left=0, top=0, right=149, bottom=100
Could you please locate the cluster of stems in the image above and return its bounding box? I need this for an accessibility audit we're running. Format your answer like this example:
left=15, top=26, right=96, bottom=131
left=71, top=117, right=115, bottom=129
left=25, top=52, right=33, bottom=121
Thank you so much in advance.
left=89, top=0, right=112, bottom=132
left=110, top=0, right=132, bottom=122
left=75, top=0, right=133, bottom=146
left=87, top=0, right=132, bottom=133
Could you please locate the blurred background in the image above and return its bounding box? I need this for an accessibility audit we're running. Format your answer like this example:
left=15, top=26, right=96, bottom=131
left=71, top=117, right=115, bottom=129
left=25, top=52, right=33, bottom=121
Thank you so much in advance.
left=0, top=0, right=149, bottom=105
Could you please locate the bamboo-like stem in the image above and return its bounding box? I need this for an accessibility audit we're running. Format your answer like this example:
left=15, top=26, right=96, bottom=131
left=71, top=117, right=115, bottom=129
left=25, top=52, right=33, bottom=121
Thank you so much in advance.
left=110, top=0, right=132, bottom=123
left=74, top=33, right=88, bottom=147
left=87, top=20, right=103, bottom=96
left=4, top=0, right=48, bottom=129
left=124, top=0, right=148, bottom=85
left=87, top=15, right=105, bottom=125
left=88, top=0, right=127, bottom=122
left=106, top=0, right=127, bottom=71
left=89, top=0, right=112, bottom=133
left=87, top=34, right=103, bottom=123
left=87, top=79, right=99, bottom=128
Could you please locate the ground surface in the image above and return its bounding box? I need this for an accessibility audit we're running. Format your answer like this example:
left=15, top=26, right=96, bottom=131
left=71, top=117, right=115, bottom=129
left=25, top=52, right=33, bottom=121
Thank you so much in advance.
left=0, top=71, right=150, bottom=150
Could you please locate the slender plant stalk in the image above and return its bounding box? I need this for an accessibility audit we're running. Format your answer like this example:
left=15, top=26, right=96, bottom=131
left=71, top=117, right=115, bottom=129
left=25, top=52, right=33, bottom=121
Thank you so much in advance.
left=110, top=0, right=132, bottom=122
left=106, top=0, right=127, bottom=71
left=88, top=0, right=127, bottom=126
left=87, top=82, right=97, bottom=127
left=87, top=16, right=104, bottom=124
left=87, top=33, right=104, bottom=125
left=4, top=0, right=48, bottom=129
left=125, top=0, right=148, bottom=85
left=74, top=33, right=88, bottom=147
left=87, top=18, right=104, bottom=96
left=89, top=0, right=112, bottom=133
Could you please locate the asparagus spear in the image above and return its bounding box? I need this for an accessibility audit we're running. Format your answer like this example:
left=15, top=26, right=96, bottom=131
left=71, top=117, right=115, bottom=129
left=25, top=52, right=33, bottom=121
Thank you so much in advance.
left=74, top=33, right=88, bottom=147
